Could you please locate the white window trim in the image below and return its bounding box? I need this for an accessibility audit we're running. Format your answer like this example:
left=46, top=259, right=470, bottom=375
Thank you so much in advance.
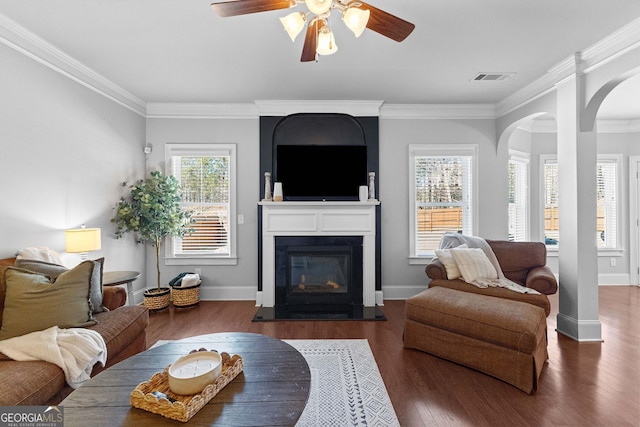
left=508, top=149, right=530, bottom=241
left=408, top=144, right=478, bottom=264
left=164, top=143, right=238, bottom=266
left=539, top=153, right=623, bottom=257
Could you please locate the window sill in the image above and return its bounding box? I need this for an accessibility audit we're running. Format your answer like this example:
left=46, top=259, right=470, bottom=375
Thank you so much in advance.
left=545, top=248, right=623, bottom=257
left=165, top=257, right=238, bottom=266
left=409, top=256, right=436, bottom=265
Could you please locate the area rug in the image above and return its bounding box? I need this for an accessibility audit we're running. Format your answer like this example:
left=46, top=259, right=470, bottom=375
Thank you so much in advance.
left=151, top=339, right=398, bottom=426
left=284, top=339, right=399, bottom=427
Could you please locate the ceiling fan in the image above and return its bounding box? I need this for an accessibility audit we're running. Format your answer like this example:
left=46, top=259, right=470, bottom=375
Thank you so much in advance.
left=210, top=0, right=415, bottom=62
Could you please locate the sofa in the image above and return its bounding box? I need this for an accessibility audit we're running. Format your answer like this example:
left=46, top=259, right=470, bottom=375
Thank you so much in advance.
left=0, top=257, right=149, bottom=405
left=425, top=239, right=558, bottom=316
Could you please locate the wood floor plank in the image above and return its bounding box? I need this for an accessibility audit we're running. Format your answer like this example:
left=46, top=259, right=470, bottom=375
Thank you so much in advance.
left=145, top=286, right=640, bottom=426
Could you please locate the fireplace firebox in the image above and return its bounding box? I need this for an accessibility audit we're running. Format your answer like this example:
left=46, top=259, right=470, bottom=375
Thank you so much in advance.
left=275, top=236, right=363, bottom=313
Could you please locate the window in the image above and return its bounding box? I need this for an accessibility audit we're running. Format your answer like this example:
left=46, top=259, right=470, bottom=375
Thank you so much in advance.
left=165, top=143, right=237, bottom=265
left=596, top=158, right=618, bottom=249
left=541, top=156, right=559, bottom=247
left=409, top=144, right=477, bottom=261
left=541, top=155, right=620, bottom=250
left=508, top=151, right=529, bottom=241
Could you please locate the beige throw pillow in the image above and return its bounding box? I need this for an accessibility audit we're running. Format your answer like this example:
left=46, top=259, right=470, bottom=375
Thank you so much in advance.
left=434, top=243, right=468, bottom=279
left=450, top=248, right=498, bottom=283
left=14, top=258, right=106, bottom=313
left=0, top=261, right=97, bottom=340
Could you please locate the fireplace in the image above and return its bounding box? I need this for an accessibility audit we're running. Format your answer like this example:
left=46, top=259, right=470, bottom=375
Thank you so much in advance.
left=254, top=201, right=383, bottom=320
left=275, top=236, right=363, bottom=312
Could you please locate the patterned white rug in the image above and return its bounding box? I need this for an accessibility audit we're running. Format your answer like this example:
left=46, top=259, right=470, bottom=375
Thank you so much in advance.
left=284, top=339, right=399, bottom=427
left=152, top=339, right=398, bottom=426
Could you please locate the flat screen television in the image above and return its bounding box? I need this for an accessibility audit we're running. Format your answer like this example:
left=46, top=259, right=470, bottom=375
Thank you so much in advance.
left=275, top=145, right=368, bottom=201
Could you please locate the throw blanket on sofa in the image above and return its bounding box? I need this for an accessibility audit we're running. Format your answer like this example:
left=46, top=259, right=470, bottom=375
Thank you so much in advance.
left=439, top=233, right=540, bottom=295
left=0, top=326, right=107, bottom=388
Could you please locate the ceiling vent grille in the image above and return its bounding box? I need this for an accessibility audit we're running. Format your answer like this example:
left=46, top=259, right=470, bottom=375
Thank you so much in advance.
left=472, top=72, right=515, bottom=82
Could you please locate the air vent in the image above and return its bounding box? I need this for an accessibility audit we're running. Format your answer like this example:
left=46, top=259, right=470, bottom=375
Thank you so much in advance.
left=472, top=72, right=515, bottom=82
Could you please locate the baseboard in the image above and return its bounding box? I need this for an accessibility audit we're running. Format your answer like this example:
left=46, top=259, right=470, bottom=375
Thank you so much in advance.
left=598, top=274, right=631, bottom=285
left=556, top=313, right=603, bottom=342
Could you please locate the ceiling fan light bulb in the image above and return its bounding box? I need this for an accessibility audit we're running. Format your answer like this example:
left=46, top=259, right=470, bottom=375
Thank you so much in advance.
left=305, top=0, right=332, bottom=15
left=343, top=7, right=369, bottom=37
left=316, top=28, right=338, bottom=55
left=280, top=12, right=307, bottom=42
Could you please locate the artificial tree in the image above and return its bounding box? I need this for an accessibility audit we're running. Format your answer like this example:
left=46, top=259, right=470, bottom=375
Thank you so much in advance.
left=112, top=171, right=192, bottom=299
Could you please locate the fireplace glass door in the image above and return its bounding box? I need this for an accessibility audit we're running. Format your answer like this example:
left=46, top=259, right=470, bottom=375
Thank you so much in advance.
left=275, top=236, right=363, bottom=312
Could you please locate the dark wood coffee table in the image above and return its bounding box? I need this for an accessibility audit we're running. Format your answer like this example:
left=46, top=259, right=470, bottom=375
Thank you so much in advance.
left=61, top=332, right=311, bottom=426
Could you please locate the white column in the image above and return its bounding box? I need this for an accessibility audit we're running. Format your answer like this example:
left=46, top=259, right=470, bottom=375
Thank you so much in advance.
left=555, top=56, right=602, bottom=341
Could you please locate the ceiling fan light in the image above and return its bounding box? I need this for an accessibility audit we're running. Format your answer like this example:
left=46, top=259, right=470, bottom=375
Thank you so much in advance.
left=343, top=7, right=369, bottom=37
left=280, top=12, right=307, bottom=42
left=316, top=27, right=338, bottom=55
left=305, top=0, right=332, bottom=15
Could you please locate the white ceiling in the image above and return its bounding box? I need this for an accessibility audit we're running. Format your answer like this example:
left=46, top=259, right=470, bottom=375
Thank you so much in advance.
left=1, top=0, right=639, bottom=118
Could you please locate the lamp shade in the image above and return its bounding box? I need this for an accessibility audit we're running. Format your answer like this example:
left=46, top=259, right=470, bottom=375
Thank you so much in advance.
left=65, top=228, right=101, bottom=253
left=305, top=0, right=332, bottom=15
left=343, top=7, right=370, bottom=37
left=280, top=12, right=307, bottom=41
left=316, top=27, right=338, bottom=55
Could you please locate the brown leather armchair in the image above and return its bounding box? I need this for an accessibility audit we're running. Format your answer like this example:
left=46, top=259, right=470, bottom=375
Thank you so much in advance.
left=425, top=240, right=557, bottom=316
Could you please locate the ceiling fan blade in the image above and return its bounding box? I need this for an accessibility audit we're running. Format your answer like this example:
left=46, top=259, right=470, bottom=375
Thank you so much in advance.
left=300, top=19, right=320, bottom=62
left=358, top=1, right=415, bottom=42
left=211, top=0, right=293, bottom=17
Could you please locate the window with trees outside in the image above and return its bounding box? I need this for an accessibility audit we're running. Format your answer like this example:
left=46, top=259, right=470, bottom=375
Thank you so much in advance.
left=541, top=155, right=620, bottom=250
left=409, top=144, right=477, bottom=260
left=165, top=143, right=237, bottom=265
left=508, top=151, right=529, bottom=241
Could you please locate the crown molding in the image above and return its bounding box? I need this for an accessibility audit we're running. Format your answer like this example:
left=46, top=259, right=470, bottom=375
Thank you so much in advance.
left=497, top=16, right=640, bottom=118
left=518, top=118, right=640, bottom=133
left=0, top=12, right=146, bottom=116
left=380, top=104, right=496, bottom=119
left=254, top=100, right=384, bottom=116
left=146, top=103, right=258, bottom=119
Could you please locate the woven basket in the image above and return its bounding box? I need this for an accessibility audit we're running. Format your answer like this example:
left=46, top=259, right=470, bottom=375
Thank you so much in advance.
left=171, top=283, right=200, bottom=308
left=130, top=351, right=243, bottom=422
left=143, top=287, right=171, bottom=311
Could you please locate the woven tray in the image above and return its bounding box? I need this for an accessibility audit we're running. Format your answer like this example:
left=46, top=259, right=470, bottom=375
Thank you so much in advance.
left=130, top=351, right=243, bottom=422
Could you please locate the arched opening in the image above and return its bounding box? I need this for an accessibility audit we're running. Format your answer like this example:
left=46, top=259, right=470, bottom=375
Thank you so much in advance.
left=594, top=73, right=640, bottom=286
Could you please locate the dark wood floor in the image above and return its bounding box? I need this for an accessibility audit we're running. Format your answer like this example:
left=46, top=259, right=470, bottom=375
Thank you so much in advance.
left=146, top=286, right=640, bottom=427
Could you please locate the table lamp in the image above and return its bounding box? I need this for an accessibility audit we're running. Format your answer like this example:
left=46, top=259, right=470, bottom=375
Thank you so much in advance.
left=65, top=226, right=101, bottom=260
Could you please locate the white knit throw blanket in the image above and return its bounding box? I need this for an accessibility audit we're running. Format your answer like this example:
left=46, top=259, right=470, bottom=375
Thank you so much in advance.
left=439, top=233, right=540, bottom=295
left=0, top=327, right=107, bottom=388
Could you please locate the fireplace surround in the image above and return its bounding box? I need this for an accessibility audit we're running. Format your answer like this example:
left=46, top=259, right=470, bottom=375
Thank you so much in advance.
left=256, top=112, right=382, bottom=319
left=255, top=201, right=382, bottom=320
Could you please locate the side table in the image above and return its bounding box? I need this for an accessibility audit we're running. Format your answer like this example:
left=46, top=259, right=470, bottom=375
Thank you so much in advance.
left=103, top=270, right=140, bottom=306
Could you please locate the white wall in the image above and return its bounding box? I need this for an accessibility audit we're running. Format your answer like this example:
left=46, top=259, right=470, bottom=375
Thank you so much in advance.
left=378, top=117, right=503, bottom=299
left=0, top=44, right=146, bottom=297
left=144, top=117, right=260, bottom=301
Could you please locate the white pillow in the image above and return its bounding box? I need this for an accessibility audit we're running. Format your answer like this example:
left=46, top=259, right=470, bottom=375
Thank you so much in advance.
left=434, top=244, right=468, bottom=279
left=450, top=248, right=498, bottom=283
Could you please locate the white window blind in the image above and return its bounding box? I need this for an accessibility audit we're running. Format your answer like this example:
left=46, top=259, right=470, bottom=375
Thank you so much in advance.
left=597, top=160, right=617, bottom=249
left=508, top=154, right=529, bottom=241
left=543, top=159, right=559, bottom=246
left=411, top=148, right=474, bottom=256
left=172, top=155, right=230, bottom=255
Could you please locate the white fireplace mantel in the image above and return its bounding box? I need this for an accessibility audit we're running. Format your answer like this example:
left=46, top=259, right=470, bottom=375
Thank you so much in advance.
left=257, top=201, right=381, bottom=308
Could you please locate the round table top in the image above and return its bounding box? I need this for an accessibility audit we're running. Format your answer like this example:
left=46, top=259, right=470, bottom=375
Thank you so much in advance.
left=61, top=332, right=311, bottom=426
left=103, top=270, right=141, bottom=286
